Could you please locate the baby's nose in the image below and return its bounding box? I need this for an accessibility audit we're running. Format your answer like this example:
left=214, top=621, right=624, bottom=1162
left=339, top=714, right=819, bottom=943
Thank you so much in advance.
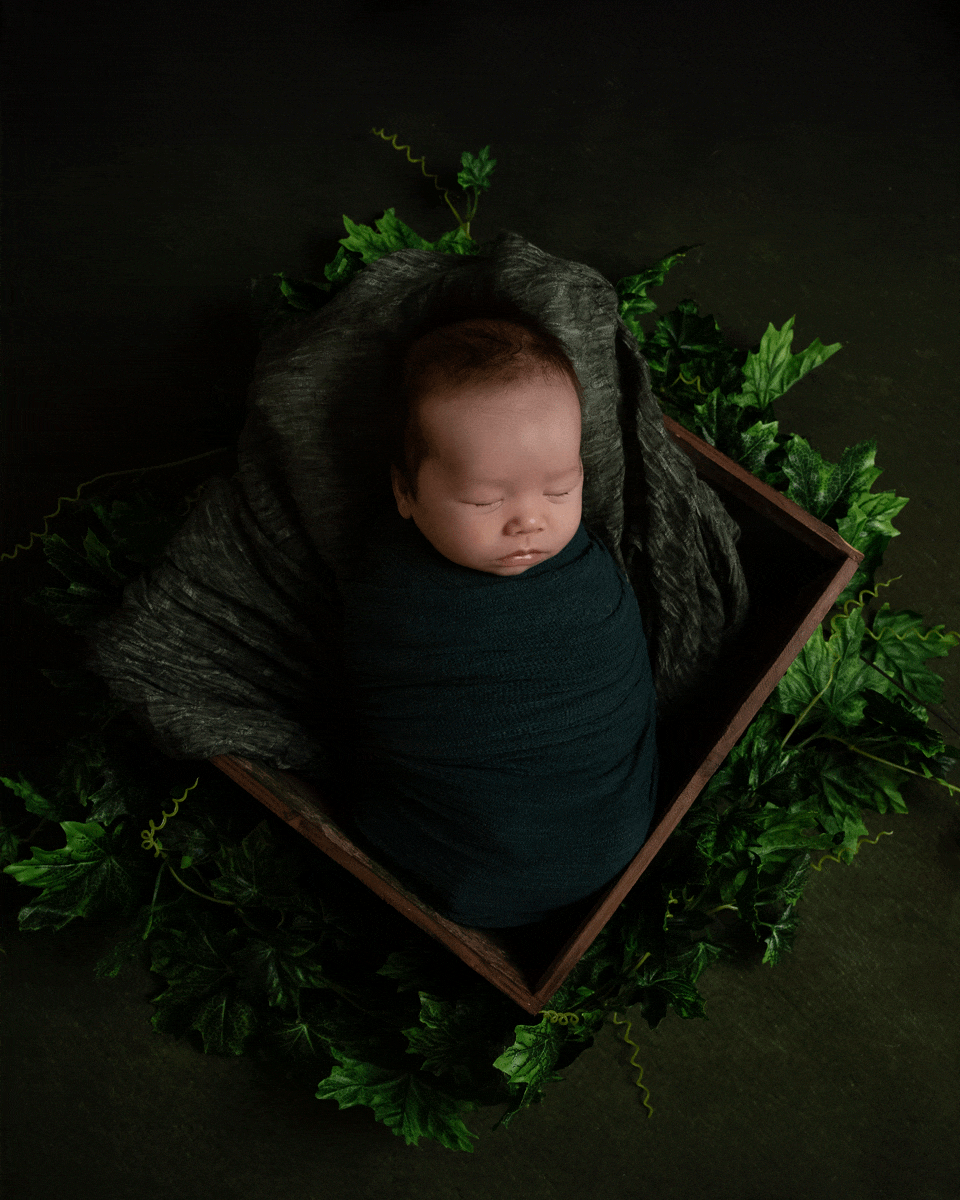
left=506, top=512, right=542, bottom=531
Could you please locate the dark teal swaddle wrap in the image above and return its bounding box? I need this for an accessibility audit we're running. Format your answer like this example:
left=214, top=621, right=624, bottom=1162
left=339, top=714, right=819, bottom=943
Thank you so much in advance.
left=338, top=506, right=659, bottom=928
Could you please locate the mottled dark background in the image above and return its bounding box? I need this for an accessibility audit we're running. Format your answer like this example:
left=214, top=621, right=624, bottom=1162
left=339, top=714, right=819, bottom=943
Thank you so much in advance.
left=1, top=2, right=958, bottom=1197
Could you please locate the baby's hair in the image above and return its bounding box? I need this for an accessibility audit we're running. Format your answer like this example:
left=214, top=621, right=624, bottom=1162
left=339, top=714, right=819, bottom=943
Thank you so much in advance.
left=390, top=288, right=584, bottom=503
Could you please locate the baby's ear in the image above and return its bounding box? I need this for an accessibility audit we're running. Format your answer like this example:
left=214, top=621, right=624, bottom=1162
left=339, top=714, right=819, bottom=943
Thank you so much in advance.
left=391, top=463, right=414, bottom=518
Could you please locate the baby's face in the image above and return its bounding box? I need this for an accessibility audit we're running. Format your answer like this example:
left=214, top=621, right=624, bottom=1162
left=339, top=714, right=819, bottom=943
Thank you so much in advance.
left=391, top=371, right=584, bottom=575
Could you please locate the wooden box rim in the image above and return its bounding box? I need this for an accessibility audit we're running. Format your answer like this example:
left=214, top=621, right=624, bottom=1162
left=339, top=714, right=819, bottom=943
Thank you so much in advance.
left=211, top=415, right=863, bottom=1014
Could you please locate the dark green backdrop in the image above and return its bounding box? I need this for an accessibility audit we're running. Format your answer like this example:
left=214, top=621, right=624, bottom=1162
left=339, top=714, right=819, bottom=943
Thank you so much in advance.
left=2, top=2, right=957, bottom=1198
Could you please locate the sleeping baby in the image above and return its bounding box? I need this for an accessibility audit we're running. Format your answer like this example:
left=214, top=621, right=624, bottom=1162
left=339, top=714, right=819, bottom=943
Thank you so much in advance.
left=336, top=311, right=659, bottom=931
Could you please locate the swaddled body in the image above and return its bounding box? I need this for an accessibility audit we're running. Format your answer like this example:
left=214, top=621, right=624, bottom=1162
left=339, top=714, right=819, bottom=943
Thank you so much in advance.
left=336, top=306, right=659, bottom=928
left=339, top=505, right=658, bottom=928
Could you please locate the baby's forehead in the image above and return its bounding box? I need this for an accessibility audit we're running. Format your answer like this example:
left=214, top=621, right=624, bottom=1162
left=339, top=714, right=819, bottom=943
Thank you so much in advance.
left=438, top=443, right=583, bottom=481
left=424, top=386, right=579, bottom=427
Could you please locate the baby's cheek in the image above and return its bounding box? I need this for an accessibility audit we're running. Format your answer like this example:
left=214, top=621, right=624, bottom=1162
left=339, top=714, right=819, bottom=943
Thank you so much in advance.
left=459, top=518, right=489, bottom=549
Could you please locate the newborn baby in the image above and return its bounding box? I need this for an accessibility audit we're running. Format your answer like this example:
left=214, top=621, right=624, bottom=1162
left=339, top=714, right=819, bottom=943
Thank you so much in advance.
left=337, top=313, right=659, bottom=930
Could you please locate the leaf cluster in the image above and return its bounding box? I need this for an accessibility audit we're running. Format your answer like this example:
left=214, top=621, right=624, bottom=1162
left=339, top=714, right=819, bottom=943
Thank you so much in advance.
left=21, top=490, right=208, bottom=632
left=3, top=135, right=957, bottom=1153
left=256, top=140, right=494, bottom=338
left=619, top=267, right=909, bottom=606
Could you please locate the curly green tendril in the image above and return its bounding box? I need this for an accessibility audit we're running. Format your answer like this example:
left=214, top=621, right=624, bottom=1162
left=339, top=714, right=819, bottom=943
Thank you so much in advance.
left=537, top=951, right=655, bottom=1114
left=370, top=127, right=479, bottom=238
left=140, top=780, right=237, bottom=923
left=610, top=1011, right=655, bottom=1117
left=1, top=449, right=230, bottom=563
left=812, top=828, right=894, bottom=871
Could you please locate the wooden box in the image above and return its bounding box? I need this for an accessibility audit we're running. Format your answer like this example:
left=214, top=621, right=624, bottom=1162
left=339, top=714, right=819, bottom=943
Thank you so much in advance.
left=210, top=415, right=862, bottom=1015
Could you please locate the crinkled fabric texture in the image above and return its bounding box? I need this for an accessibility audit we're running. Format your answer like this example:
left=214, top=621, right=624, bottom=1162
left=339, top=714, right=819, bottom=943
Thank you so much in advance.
left=337, top=509, right=659, bottom=927
left=82, top=229, right=749, bottom=803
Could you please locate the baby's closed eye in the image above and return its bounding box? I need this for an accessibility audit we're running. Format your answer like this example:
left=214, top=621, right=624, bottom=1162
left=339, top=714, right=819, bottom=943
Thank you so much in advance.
left=469, top=491, right=572, bottom=508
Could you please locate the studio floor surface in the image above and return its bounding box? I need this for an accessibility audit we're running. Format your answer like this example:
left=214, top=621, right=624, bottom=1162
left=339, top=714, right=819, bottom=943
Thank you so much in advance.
left=1, top=3, right=958, bottom=1198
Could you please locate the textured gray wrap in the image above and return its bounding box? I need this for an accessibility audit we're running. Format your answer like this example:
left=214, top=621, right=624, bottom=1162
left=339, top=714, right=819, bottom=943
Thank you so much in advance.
left=82, top=231, right=750, bottom=784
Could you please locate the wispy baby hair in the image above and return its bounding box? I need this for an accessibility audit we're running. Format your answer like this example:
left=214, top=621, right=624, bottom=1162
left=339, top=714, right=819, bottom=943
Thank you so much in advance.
left=390, top=287, right=584, bottom=503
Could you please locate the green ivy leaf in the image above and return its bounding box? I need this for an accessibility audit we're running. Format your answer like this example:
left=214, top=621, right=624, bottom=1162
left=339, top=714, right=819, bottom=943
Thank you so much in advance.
left=781, top=437, right=883, bottom=523
left=676, top=348, right=748, bottom=401
left=836, top=491, right=909, bottom=551
left=760, top=905, right=799, bottom=965
left=633, top=962, right=709, bottom=1025
left=830, top=487, right=907, bottom=604
left=859, top=692, right=945, bottom=759
left=271, top=1009, right=331, bottom=1059
left=494, top=1019, right=564, bottom=1090
left=339, top=207, right=434, bottom=264
left=834, top=750, right=908, bottom=816
left=615, top=245, right=699, bottom=335
left=691, top=388, right=764, bottom=457
left=55, top=735, right=110, bottom=808
left=811, top=754, right=873, bottom=840
left=84, top=493, right=188, bottom=567
left=45, top=733, right=148, bottom=823
left=749, top=804, right=821, bottom=865
left=81, top=527, right=129, bottom=584
left=85, top=766, right=135, bottom=826
left=35, top=532, right=100, bottom=587
left=822, top=607, right=876, bottom=725
left=457, top=144, right=496, bottom=193
left=274, top=271, right=332, bottom=310
left=34, top=529, right=127, bottom=590
left=148, top=918, right=253, bottom=1047
left=4, top=820, right=145, bottom=931
left=92, top=893, right=183, bottom=978
left=322, top=245, right=364, bottom=286
left=774, top=608, right=875, bottom=728
left=736, top=417, right=782, bottom=477
left=774, top=623, right=839, bottom=720
left=231, top=931, right=331, bottom=1010
left=208, top=820, right=304, bottom=909
left=399, top=990, right=512, bottom=1095
left=24, top=580, right=115, bottom=628
left=702, top=707, right=797, bottom=807
left=0, top=825, right=23, bottom=868
left=148, top=911, right=260, bottom=1056
left=429, top=226, right=480, bottom=256
left=737, top=316, right=842, bottom=410
left=188, top=989, right=259, bottom=1056
left=0, top=772, right=64, bottom=820
left=402, top=993, right=474, bottom=1090
left=646, top=300, right=731, bottom=389
left=376, top=949, right=438, bottom=993
left=719, top=864, right=751, bottom=905
left=863, top=604, right=959, bottom=708
left=693, top=806, right=749, bottom=868
left=930, top=745, right=960, bottom=782
left=768, top=853, right=812, bottom=908
left=668, top=937, right=725, bottom=983
left=316, top=1047, right=480, bottom=1151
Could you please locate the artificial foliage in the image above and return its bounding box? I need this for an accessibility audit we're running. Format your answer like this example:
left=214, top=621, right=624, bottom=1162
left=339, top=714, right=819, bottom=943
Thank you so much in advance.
left=2, top=130, right=958, bottom=1152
